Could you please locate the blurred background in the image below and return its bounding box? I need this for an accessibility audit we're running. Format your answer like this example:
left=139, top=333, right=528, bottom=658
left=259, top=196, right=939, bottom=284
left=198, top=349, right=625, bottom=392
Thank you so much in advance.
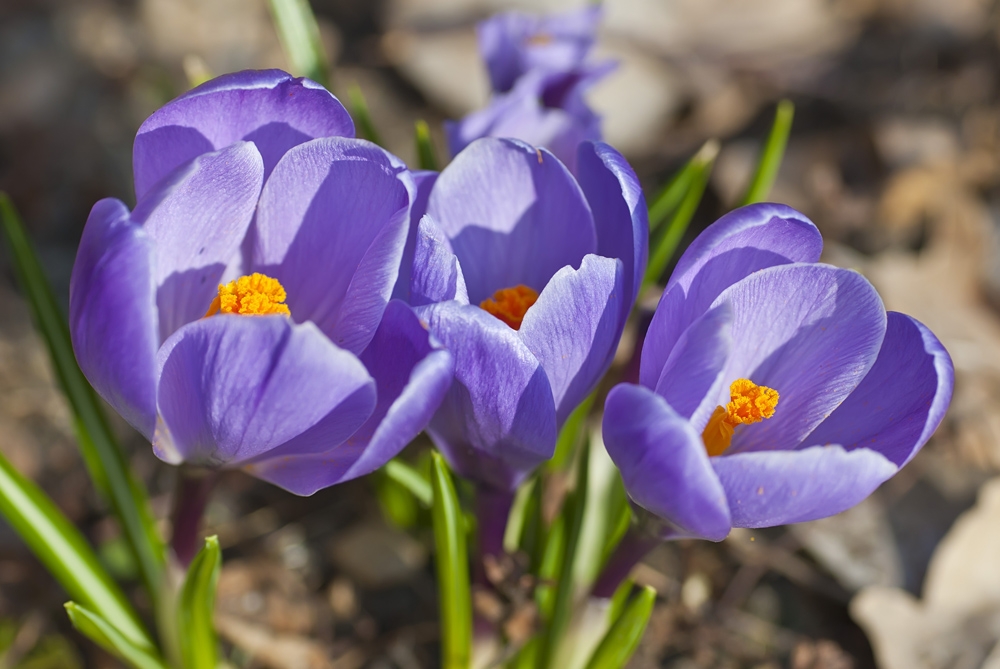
left=2, top=0, right=1000, bottom=667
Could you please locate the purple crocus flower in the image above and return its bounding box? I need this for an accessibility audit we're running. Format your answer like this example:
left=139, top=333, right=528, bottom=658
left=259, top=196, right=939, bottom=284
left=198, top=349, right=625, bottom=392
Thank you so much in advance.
left=70, top=70, right=454, bottom=496
left=409, top=137, right=648, bottom=492
left=602, top=203, right=953, bottom=541
left=446, top=7, right=613, bottom=173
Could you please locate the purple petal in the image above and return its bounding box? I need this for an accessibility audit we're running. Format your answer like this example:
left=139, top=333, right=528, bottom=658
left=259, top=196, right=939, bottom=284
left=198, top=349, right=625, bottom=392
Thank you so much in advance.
left=427, top=137, right=596, bottom=303
left=133, top=69, right=353, bottom=199
left=803, top=312, right=954, bottom=467
left=409, top=215, right=469, bottom=307
left=419, top=301, right=557, bottom=490
left=640, top=204, right=823, bottom=389
left=709, top=264, right=886, bottom=453
left=654, top=303, right=732, bottom=425
left=393, top=170, right=439, bottom=301
left=70, top=199, right=158, bottom=439
left=477, top=7, right=602, bottom=93
left=576, top=141, right=648, bottom=323
left=246, top=301, right=454, bottom=495
left=603, top=383, right=731, bottom=541
left=153, top=316, right=375, bottom=466
left=131, top=142, right=264, bottom=342
left=713, top=445, right=898, bottom=527
left=518, top=254, right=623, bottom=423
left=253, top=137, right=414, bottom=354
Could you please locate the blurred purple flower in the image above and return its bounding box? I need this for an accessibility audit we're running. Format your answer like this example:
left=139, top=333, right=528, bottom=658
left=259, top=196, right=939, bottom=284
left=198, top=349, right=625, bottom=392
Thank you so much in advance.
left=70, top=70, right=453, bottom=495
left=409, top=137, right=648, bottom=491
left=446, top=7, right=614, bottom=173
left=602, top=203, right=954, bottom=541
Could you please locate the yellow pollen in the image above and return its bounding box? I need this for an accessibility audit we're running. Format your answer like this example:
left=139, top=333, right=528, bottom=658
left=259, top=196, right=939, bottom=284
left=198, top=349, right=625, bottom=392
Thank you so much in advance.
left=204, top=273, right=291, bottom=318
left=702, top=378, right=779, bottom=457
left=479, top=285, right=539, bottom=330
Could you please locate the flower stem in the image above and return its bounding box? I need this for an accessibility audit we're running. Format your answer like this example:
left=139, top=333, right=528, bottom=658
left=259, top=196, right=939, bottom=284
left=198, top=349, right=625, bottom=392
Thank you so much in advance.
left=590, top=528, right=658, bottom=599
left=169, top=466, right=217, bottom=567
left=476, top=485, right=514, bottom=563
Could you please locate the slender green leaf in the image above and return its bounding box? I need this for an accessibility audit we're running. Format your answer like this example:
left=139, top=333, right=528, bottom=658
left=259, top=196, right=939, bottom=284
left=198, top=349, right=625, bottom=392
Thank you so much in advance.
left=0, top=194, right=164, bottom=604
left=65, top=603, right=166, bottom=669
left=349, top=85, right=383, bottom=147
left=502, top=477, right=536, bottom=554
left=583, top=586, right=656, bottom=669
left=267, top=0, right=329, bottom=87
left=647, top=162, right=696, bottom=234
left=536, top=441, right=590, bottom=669
left=738, top=99, right=794, bottom=206
left=606, top=579, right=634, bottom=626
left=384, top=458, right=432, bottom=508
left=415, top=120, right=439, bottom=171
left=642, top=142, right=718, bottom=290
left=0, top=450, right=151, bottom=649
left=534, top=514, right=565, bottom=620
left=178, top=536, right=221, bottom=669
left=548, top=391, right=595, bottom=472
left=430, top=452, right=471, bottom=669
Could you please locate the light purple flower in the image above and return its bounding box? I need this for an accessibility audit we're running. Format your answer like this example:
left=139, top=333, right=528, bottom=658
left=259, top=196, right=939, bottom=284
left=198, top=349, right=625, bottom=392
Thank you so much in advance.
left=602, top=204, right=953, bottom=540
left=446, top=7, right=613, bottom=173
left=409, top=137, right=647, bottom=490
left=70, top=70, right=453, bottom=495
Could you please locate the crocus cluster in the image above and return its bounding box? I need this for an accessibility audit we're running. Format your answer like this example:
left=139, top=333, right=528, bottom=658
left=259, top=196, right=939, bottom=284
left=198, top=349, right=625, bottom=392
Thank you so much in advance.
left=446, top=6, right=613, bottom=173
left=602, top=204, right=954, bottom=541
left=70, top=70, right=453, bottom=496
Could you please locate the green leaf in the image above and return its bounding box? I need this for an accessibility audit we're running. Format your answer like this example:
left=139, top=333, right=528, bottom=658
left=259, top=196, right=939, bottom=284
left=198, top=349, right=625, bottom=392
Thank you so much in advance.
left=0, top=194, right=164, bottom=602
left=534, top=514, right=565, bottom=620
left=642, top=141, right=718, bottom=290
left=415, top=120, right=439, bottom=171
left=502, top=476, right=536, bottom=554
left=606, top=579, right=634, bottom=626
left=583, top=586, right=656, bottom=669
left=65, top=603, right=166, bottom=669
left=647, top=162, right=696, bottom=234
left=178, top=536, right=222, bottom=669
left=267, top=0, right=329, bottom=87
left=349, top=85, right=383, bottom=147
left=0, top=449, right=152, bottom=650
left=384, top=458, right=433, bottom=508
left=548, top=391, right=595, bottom=472
left=536, top=441, right=590, bottom=669
left=430, top=452, right=472, bottom=669
left=737, top=99, right=794, bottom=207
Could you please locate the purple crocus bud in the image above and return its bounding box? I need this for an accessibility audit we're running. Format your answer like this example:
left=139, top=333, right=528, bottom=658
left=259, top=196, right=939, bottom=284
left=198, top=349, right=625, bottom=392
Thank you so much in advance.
left=477, top=6, right=602, bottom=93
left=602, top=204, right=954, bottom=541
left=132, top=69, right=355, bottom=200
left=446, top=7, right=614, bottom=174
left=409, top=137, right=648, bottom=491
left=70, top=74, right=453, bottom=496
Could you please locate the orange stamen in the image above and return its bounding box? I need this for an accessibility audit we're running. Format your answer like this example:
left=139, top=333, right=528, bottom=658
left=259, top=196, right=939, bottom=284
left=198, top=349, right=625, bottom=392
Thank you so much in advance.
left=479, top=285, right=539, bottom=330
left=204, top=273, right=291, bottom=318
left=702, top=378, right=779, bottom=456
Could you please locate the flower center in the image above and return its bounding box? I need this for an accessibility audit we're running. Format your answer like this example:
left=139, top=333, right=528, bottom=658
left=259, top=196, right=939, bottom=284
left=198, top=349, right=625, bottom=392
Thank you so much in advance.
left=204, top=273, right=290, bottom=318
left=479, top=285, right=539, bottom=330
left=702, top=378, right=779, bottom=457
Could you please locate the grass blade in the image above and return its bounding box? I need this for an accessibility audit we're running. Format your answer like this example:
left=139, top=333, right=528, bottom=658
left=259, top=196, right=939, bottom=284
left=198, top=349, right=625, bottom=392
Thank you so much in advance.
left=178, top=536, right=222, bottom=669
left=583, top=585, right=656, bottom=669
left=66, top=603, right=167, bottom=669
left=0, top=450, right=152, bottom=649
left=349, top=85, right=383, bottom=147
left=384, top=458, right=432, bottom=508
left=267, top=0, right=330, bottom=87
left=642, top=141, right=718, bottom=290
left=0, top=194, right=164, bottom=604
left=647, top=162, right=696, bottom=234
left=738, top=99, right=794, bottom=206
left=415, top=120, right=439, bottom=171
left=430, top=452, right=471, bottom=669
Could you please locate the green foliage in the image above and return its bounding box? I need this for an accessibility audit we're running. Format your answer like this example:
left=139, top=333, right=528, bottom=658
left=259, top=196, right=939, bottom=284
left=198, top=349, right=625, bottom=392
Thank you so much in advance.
left=349, top=86, right=384, bottom=147
left=178, top=536, right=222, bottom=669
left=583, top=586, right=656, bottom=669
left=267, top=0, right=330, bottom=87
left=738, top=99, right=795, bottom=206
left=415, top=120, right=440, bottom=171
left=430, top=452, right=472, bottom=669
left=66, top=604, right=166, bottom=669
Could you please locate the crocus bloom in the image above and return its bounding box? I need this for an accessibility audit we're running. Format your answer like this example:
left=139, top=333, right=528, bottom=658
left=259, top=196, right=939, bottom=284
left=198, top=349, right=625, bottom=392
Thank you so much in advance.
left=602, top=204, right=953, bottom=540
left=446, top=7, right=613, bottom=173
left=70, top=70, right=453, bottom=495
left=409, top=137, right=647, bottom=491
